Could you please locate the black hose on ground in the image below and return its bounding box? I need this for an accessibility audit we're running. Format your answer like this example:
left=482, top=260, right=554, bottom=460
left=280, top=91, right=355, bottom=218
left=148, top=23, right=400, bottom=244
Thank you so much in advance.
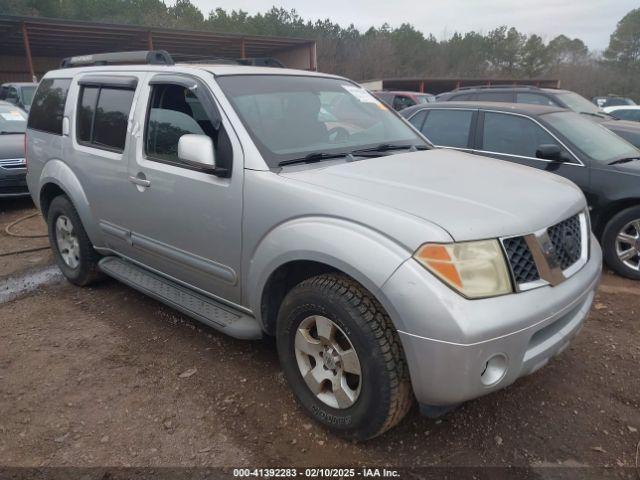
left=1, top=212, right=51, bottom=257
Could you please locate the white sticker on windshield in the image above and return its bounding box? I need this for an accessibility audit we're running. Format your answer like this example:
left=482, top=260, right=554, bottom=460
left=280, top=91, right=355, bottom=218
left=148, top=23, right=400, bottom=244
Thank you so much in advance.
left=342, top=85, right=381, bottom=104
left=1, top=111, right=26, bottom=121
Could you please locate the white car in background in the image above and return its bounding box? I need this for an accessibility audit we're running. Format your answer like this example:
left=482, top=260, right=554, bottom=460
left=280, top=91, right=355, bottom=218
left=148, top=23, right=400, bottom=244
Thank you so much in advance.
left=604, top=105, right=640, bottom=122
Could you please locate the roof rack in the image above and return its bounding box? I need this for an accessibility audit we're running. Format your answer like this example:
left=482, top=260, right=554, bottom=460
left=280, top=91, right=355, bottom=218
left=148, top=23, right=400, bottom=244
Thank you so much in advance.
left=453, top=84, right=542, bottom=92
left=60, top=50, right=174, bottom=68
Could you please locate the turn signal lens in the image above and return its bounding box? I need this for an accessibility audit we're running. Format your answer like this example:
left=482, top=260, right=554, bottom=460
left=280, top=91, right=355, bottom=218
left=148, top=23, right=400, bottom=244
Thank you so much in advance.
left=414, top=240, right=512, bottom=299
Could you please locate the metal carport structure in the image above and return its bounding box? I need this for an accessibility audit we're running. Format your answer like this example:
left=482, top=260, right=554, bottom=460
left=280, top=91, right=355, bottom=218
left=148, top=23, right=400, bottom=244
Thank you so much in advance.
left=0, top=15, right=317, bottom=82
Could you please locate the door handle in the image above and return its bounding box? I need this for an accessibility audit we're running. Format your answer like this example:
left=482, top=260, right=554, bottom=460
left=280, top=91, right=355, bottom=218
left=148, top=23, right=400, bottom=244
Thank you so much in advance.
left=129, top=175, right=151, bottom=188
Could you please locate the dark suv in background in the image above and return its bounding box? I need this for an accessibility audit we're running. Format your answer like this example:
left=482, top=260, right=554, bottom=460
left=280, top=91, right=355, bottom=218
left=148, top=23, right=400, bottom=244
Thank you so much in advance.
left=402, top=101, right=640, bottom=280
left=436, top=86, right=640, bottom=148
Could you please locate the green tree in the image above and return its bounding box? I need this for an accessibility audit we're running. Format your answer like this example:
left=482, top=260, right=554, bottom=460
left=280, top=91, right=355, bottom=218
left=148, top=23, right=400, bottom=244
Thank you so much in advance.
left=519, top=34, right=550, bottom=77
left=604, top=8, right=640, bottom=71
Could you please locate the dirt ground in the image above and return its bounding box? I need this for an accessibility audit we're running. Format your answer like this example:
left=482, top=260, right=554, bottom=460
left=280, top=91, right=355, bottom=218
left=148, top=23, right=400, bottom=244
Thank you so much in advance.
left=0, top=199, right=638, bottom=477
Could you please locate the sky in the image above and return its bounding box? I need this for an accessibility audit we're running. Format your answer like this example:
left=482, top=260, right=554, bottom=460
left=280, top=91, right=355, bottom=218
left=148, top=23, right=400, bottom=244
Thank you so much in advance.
left=184, top=0, right=638, bottom=51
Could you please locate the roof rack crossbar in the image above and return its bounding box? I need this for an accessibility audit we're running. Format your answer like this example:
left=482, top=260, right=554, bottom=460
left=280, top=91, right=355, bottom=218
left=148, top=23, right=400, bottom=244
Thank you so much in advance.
left=60, top=50, right=174, bottom=68
left=453, top=84, right=542, bottom=92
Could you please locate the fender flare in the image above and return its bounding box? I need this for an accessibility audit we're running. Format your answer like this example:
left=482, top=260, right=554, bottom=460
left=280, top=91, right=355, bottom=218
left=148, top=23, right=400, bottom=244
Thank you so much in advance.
left=38, top=159, right=104, bottom=246
left=245, top=216, right=413, bottom=329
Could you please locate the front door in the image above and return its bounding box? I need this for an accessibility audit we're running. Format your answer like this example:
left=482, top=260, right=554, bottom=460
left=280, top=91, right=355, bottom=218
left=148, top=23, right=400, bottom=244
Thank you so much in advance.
left=473, top=111, right=590, bottom=201
left=121, top=73, right=244, bottom=304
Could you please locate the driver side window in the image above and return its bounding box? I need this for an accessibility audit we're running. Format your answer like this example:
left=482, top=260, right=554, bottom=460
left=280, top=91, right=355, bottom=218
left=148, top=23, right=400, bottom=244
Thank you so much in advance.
left=481, top=112, right=564, bottom=159
left=145, top=83, right=232, bottom=171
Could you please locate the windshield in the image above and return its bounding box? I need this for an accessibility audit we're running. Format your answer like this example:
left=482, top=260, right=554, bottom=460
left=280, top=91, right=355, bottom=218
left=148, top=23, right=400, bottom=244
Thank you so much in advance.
left=216, top=75, right=426, bottom=167
left=555, top=91, right=603, bottom=114
left=0, top=105, right=27, bottom=134
left=543, top=111, right=639, bottom=163
left=20, top=86, right=36, bottom=106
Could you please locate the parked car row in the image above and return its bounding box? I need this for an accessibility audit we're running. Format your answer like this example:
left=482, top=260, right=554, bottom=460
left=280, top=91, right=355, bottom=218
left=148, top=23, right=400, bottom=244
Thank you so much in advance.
left=23, top=51, right=602, bottom=439
left=400, top=101, right=640, bottom=280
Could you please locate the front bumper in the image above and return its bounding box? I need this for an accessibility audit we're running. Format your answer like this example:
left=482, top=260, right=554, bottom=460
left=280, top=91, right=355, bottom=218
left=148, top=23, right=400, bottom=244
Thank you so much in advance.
left=0, top=167, right=28, bottom=197
left=381, top=234, right=602, bottom=407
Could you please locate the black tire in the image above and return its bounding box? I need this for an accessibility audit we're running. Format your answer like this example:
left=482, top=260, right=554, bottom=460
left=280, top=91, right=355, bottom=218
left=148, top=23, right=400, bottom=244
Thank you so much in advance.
left=601, top=206, right=640, bottom=280
left=47, top=195, right=103, bottom=286
left=276, top=273, right=413, bottom=440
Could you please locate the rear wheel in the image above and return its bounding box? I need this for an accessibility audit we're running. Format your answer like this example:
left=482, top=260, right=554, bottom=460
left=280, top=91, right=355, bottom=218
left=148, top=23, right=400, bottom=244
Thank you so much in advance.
left=47, top=195, right=102, bottom=286
left=276, top=273, right=413, bottom=440
left=602, top=206, right=640, bottom=280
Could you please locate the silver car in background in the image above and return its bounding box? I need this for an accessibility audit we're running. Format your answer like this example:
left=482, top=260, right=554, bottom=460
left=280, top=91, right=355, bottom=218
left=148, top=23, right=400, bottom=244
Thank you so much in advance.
left=0, top=101, right=28, bottom=197
left=26, top=51, right=602, bottom=440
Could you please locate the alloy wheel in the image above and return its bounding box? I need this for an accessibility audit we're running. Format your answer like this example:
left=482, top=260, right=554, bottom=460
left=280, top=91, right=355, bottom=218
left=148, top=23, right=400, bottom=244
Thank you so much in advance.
left=294, top=315, right=362, bottom=409
left=615, top=219, right=640, bottom=271
left=55, top=215, right=80, bottom=269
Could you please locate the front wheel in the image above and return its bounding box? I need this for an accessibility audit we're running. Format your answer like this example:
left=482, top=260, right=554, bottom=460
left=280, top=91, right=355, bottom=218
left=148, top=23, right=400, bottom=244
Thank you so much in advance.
left=602, top=206, right=640, bottom=280
left=47, top=195, right=102, bottom=286
left=276, top=274, right=413, bottom=440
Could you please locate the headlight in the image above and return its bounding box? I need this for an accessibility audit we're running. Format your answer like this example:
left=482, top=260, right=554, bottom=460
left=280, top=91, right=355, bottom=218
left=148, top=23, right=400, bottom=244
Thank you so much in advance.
left=413, top=240, right=512, bottom=299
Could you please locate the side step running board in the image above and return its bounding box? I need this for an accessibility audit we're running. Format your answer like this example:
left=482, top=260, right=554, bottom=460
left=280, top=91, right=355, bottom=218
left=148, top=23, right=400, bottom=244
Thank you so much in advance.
left=99, top=256, right=262, bottom=340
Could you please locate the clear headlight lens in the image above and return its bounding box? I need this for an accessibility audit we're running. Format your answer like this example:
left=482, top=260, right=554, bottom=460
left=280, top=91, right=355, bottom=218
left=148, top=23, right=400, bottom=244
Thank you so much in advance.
left=414, top=240, right=512, bottom=299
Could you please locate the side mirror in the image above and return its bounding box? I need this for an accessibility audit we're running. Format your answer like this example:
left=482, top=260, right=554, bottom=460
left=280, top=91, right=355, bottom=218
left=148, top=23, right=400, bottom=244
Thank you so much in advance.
left=178, top=134, right=216, bottom=171
left=536, top=144, right=565, bottom=162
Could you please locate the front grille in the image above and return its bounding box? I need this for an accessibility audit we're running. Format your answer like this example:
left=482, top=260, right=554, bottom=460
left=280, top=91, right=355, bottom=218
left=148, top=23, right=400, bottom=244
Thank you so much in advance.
left=502, top=213, right=586, bottom=292
left=548, top=214, right=582, bottom=269
left=503, top=236, right=540, bottom=284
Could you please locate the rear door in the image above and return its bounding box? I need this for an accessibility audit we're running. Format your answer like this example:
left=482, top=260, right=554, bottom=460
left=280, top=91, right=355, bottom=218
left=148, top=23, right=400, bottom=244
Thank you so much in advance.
left=473, top=110, right=590, bottom=194
left=66, top=72, right=144, bottom=248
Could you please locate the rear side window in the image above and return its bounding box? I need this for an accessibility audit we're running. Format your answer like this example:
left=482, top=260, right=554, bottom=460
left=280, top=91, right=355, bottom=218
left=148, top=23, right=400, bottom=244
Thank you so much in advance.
left=392, top=95, right=415, bottom=111
left=476, top=91, right=513, bottom=102
left=612, top=109, right=640, bottom=122
left=421, top=109, right=474, bottom=148
left=27, top=78, right=71, bottom=135
left=76, top=86, right=135, bottom=152
left=517, top=93, right=557, bottom=106
left=450, top=93, right=475, bottom=101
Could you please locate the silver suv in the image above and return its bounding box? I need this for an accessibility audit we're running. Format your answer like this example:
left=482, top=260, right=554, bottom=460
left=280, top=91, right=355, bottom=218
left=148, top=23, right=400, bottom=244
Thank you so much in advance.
left=26, top=51, right=602, bottom=440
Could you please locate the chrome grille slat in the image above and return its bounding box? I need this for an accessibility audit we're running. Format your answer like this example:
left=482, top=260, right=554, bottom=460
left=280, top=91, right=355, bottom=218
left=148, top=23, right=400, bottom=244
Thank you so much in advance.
left=0, top=158, right=26, bottom=169
left=501, top=212, right=587, bottom=292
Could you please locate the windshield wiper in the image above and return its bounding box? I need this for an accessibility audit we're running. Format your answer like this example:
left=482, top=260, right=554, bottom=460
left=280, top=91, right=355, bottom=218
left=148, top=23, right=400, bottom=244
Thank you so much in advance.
left=278, top=151, right=352, bottom=167
left=608, top=157, right=640, bottom=165
left=350, top=143, right=428, bottom=156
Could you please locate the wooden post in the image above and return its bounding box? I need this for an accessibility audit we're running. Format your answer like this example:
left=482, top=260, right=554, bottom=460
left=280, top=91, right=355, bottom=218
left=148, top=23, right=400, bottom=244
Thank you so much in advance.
left=147, top=31, right=154, bottom=50
left=21, top=23, right=36, bottom=82
left=308, top=43, right=316, bottom=71
left=240, top=38, right=246, bottom=59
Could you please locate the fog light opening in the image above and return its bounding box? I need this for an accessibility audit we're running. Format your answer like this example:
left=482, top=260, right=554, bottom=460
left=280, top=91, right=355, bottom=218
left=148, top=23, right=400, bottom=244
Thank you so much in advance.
left=480, top=353, right=508, bottom=386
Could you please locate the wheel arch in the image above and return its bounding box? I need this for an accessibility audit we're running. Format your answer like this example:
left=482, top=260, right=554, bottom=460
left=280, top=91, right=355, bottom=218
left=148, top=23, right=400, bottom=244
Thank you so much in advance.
left=37, top=160, right=103, bottom=246
left=593, top=198, right=640, bottom=237
left=246, top=217, right=412, bottom=336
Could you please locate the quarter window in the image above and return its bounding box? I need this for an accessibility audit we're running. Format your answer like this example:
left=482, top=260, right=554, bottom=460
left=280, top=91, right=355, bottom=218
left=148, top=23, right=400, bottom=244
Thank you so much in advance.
left=76, top=86, right=135, bottom=152
left=408, top=110, right=427, bottom=130
left=421, top=109, right=474, bottom=148
left=482, top=112, right=559, bottom=158
left=27, top=78, right=71, bottom=135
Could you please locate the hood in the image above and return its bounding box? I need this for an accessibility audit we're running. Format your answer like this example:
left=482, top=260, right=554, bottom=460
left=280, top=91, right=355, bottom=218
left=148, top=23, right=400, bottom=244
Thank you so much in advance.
left=279, top=149, right=586, bottom=241
left=0, top=133, right=25, bottom=160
